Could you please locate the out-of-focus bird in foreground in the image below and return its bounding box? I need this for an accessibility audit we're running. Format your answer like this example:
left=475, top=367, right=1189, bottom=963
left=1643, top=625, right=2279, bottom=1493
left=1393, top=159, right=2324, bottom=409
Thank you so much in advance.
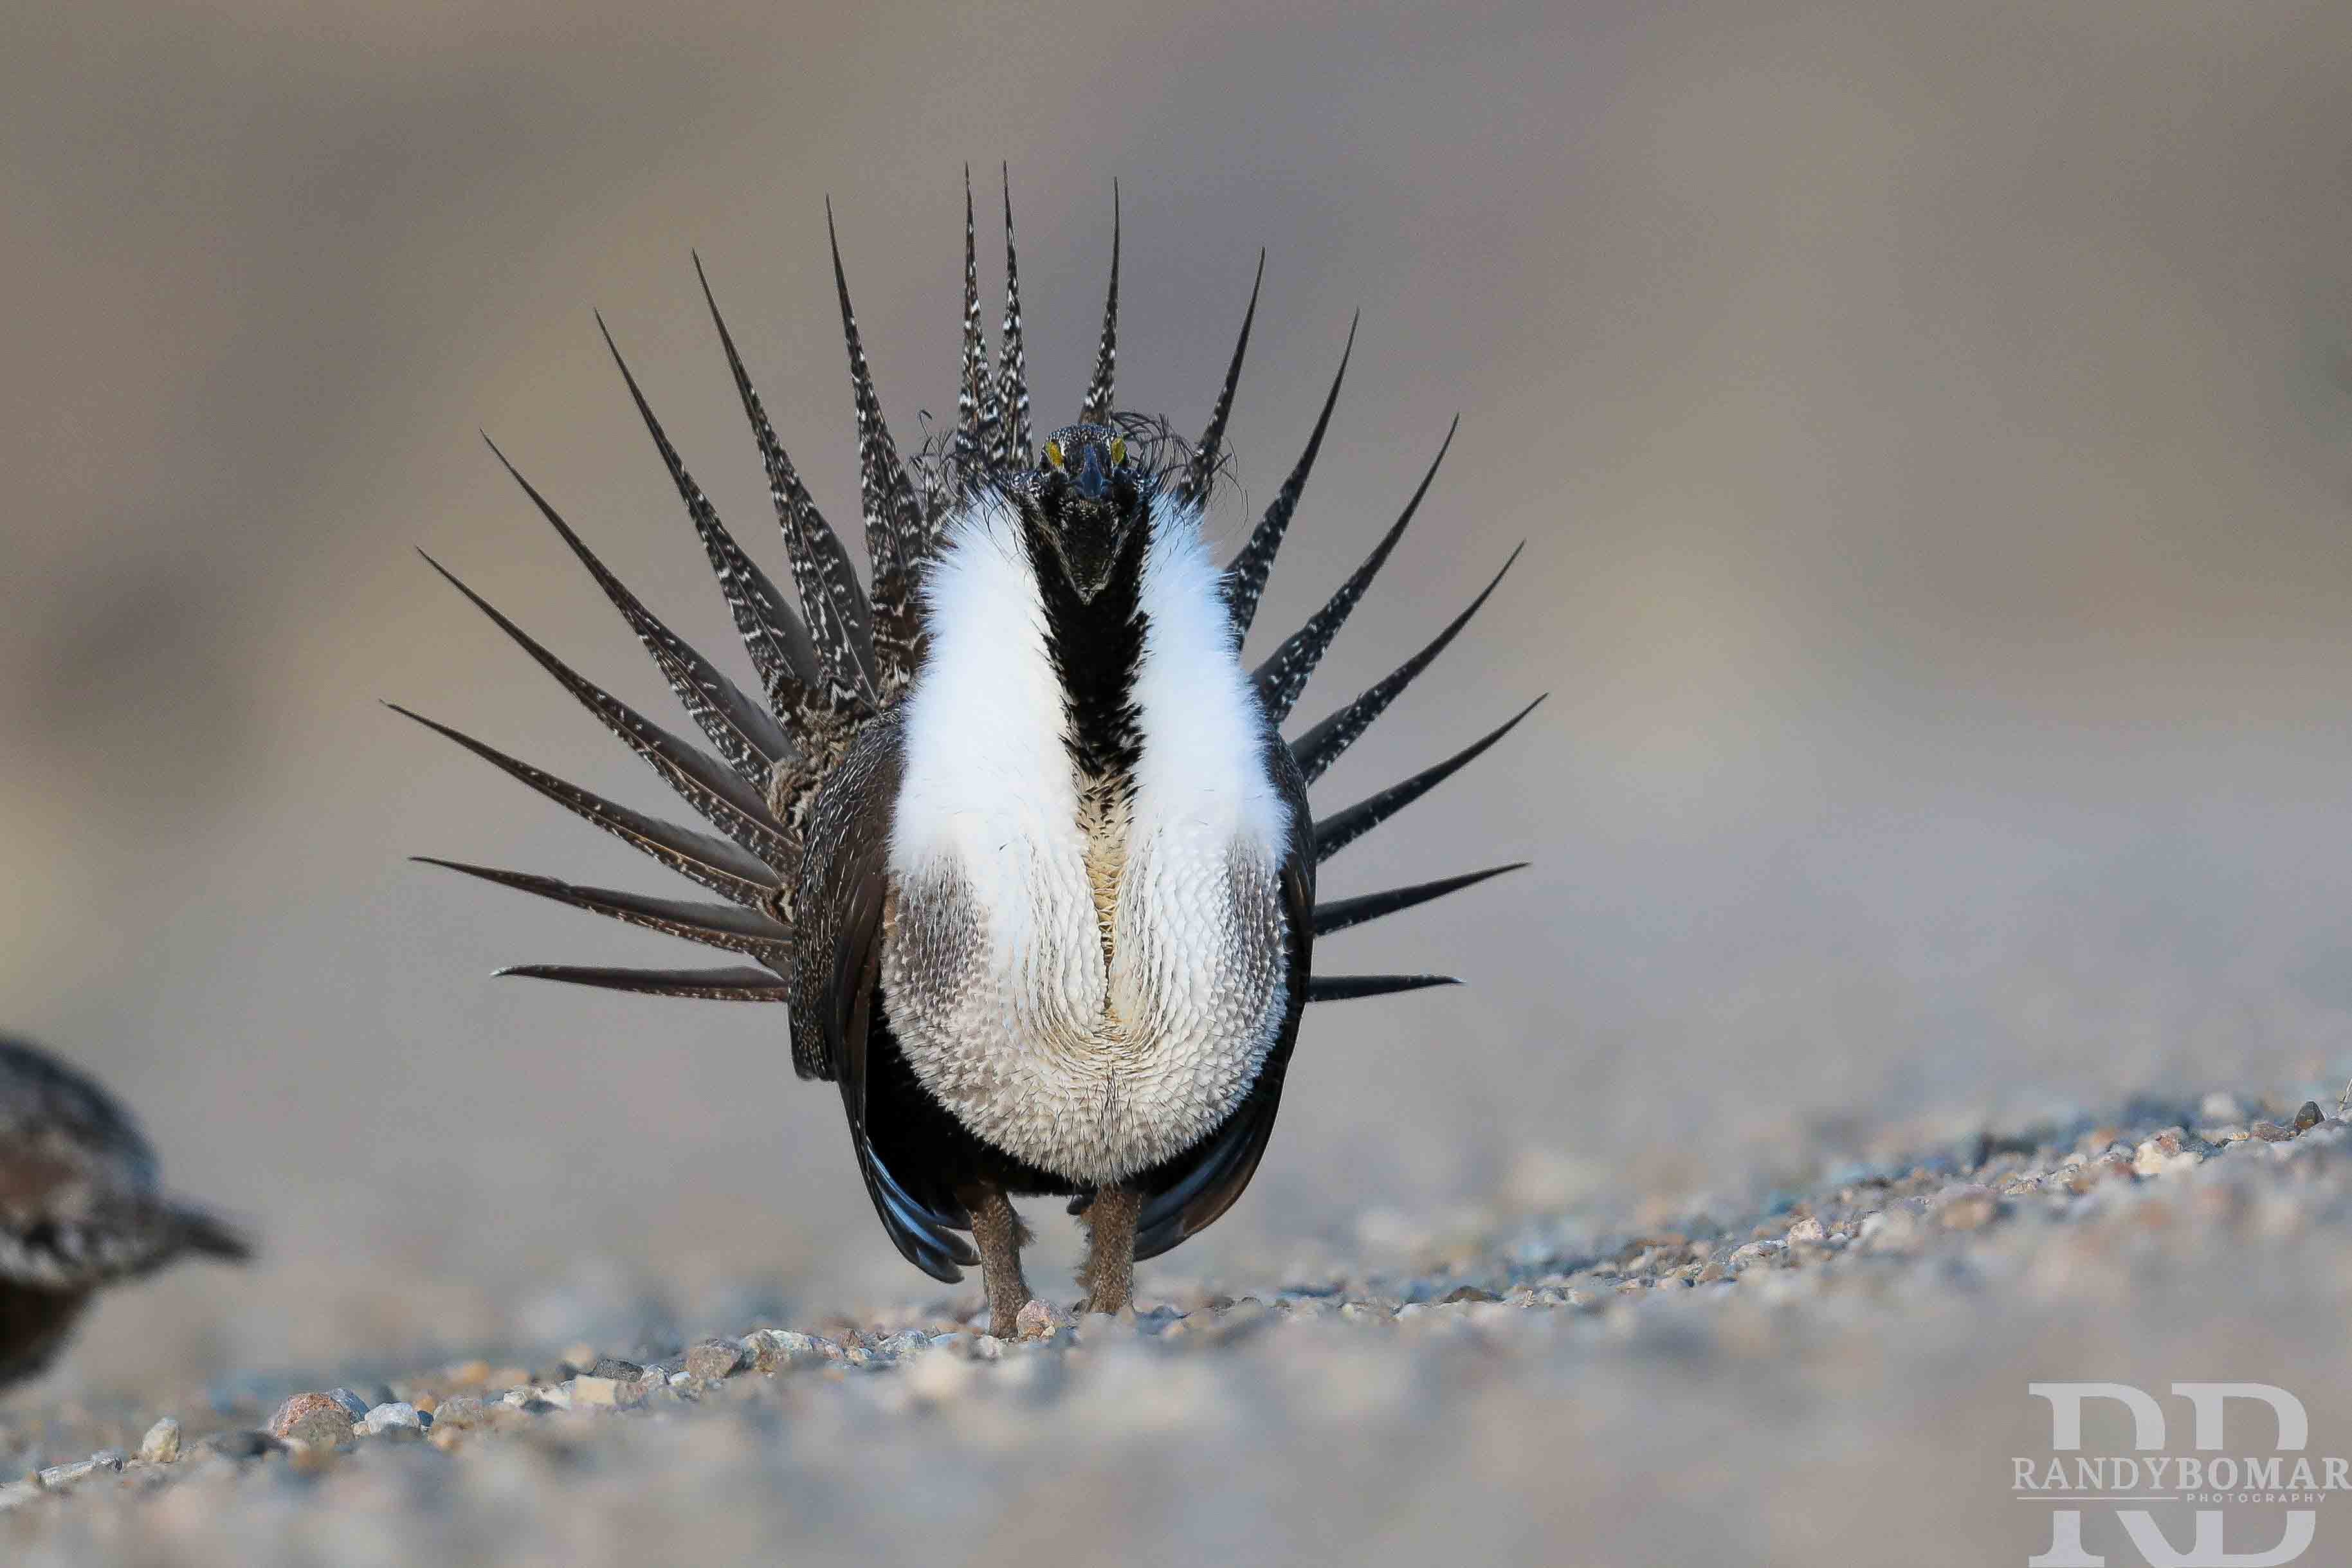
left=402, top=172, right=1535, bottom=1334
left=0, top=1037, right=251, bottom=1387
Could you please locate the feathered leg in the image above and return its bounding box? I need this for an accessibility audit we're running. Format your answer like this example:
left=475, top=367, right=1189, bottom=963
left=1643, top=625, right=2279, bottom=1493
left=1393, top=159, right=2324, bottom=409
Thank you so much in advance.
left=1079, top=1186, right=1142, bottom=1316
left=967, top=1185, right=1034, bottom=1338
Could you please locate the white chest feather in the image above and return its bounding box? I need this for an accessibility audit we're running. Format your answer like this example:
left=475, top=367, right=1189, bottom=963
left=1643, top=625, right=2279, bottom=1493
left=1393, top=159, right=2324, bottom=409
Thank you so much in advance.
left=882, top=492, right=1292, bottom=1184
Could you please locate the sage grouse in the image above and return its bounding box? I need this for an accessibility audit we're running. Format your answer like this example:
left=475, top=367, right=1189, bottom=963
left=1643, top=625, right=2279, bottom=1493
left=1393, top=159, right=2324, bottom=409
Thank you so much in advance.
left=0, top=1037, right=250, bottom=1385
left=401, top=174, right=1536, bottom=1332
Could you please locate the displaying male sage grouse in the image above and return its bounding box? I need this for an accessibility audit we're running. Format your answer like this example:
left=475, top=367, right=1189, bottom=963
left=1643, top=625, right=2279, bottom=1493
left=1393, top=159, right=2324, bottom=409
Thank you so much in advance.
left=0, top=1037, right=251, bottom=1386
left=399, top=174, right=1536, bottom=1334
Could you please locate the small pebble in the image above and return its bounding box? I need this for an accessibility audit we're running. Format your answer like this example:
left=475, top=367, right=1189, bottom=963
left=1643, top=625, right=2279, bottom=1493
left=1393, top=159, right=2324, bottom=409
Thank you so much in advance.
left=138, top=1418, right=181, bottom=1466
left=268, top=1394, right=353, bottom=1451
left=362, top=1403, right=424, bottom=1440
left=684, top=1338, right=751, bottom=1381
left=1015, top=1299, right=1074, bottom=1341
left=749, top=1330, right=832, bottom=1372
left=566, top=1376, right=624, bottom=1410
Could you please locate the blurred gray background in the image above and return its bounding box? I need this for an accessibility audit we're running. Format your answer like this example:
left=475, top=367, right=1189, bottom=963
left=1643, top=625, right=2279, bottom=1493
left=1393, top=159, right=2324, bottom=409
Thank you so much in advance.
left=4, top=0, right=2351, bottom=1382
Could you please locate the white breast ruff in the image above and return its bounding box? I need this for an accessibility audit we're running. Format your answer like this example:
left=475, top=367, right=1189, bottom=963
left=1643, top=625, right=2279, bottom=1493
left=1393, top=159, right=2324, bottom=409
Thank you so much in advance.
left=884, top=491, right=1291, bottom=1183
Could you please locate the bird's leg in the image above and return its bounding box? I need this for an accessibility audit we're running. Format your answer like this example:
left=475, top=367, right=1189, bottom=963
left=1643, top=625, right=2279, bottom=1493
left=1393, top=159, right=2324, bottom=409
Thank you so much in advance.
left=967, top=1185, right=1034, bottom=1338
left=1078, top=1185, right=1143, bottom=1316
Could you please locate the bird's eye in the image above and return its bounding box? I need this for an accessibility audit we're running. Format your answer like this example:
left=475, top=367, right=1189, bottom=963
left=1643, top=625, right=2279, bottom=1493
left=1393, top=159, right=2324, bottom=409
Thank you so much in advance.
left=1044, top=440, right=1064, bottom=469
left=1109, top=437, right=1126, bottom=467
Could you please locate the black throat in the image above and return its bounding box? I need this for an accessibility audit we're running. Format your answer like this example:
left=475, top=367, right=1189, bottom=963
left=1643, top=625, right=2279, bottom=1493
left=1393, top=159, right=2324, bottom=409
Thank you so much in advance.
left=1021, top=513, right=1149, bottom=796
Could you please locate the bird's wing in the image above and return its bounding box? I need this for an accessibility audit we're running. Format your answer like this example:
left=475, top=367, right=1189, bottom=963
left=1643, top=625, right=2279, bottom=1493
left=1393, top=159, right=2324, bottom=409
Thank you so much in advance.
left=793, top=718, right=979, bottom=1282
left=1131, top=733, right=1317, bottom=1260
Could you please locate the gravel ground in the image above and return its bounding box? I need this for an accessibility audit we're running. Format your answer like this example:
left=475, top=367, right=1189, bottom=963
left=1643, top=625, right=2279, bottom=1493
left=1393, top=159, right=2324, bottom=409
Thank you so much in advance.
left=3, top=1083, right=2349, bottom=1566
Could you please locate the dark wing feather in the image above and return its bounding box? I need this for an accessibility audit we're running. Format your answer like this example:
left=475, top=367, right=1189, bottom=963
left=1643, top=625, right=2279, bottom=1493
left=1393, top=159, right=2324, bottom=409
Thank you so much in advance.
left=790, top=716, right=978, bottom=1279
left=387, top=703, right=783, bottom=909
left=414, top=857, right=794, bottom=967
left=1133, top=734, right=1315, bottom=1259
left=1223, top=314, right=1355, bottom=637
left=482, top=435, right=791, bottom=786
left=1253, top=417, right=1457, bottom=727
left=1311, top=862, right=1526, bottom=937
left=1288, top=542, right=1523, bottom=785
left=497, top=963, right=790, bottom=1001
left=1312, top=695, right=1545, bottom=864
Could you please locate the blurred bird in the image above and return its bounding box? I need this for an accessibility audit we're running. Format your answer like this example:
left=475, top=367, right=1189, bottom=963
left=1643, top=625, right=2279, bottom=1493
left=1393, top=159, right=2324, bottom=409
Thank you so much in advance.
left=0, top=1037, right=251, bottom=1387
left=403, top=172, right=1535, bottom=1333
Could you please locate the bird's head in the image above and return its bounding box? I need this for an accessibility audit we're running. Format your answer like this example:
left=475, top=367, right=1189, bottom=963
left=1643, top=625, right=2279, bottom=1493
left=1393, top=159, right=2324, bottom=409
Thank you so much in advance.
left=1017, top=423, right=1152, bottom=602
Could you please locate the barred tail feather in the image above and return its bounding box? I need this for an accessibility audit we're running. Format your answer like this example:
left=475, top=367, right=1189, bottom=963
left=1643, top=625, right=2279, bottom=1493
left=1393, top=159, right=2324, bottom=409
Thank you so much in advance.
left=1304, top=974, right=1461, bottom=1003
left=954, top=167, right=994, bottom=468
left=1254, top=416, right=1457, bottom=727
left=1223, top=313, right=1355, bottom=637
left=386, top=703, right=784, bottom=909
left=417, top=552, right=798, bottom=873
left=1311, top=862, right=1527, bottom=938
left=826, top=201, right=928, bottom=697
left=994, top=165, right=1032, bottom=468
left=1289, top=542, right=1524, bottom=785
left=414, top=857, right=794, bottom=968
left=694, top=256, right=880, bottom=715
left=482, top=436, right=790, bottom=787
left=496, top=963, right=792, bottom=1001
left=1080, top=183, right=1120, bottom=425
left=1311, top=695, right=1545, bottom=864
left=596, top=316, right=825, bottom=715
left=1176, top=250, right=1265, bottom=507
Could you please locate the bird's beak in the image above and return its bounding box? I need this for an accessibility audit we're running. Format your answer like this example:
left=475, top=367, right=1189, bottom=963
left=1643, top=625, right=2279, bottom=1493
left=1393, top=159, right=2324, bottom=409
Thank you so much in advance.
left=1072, top=442, right=1111, bottom=502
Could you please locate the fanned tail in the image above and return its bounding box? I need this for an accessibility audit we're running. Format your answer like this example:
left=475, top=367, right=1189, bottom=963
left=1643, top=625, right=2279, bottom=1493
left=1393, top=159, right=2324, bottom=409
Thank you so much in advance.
left=1209, top=331, right=1535, bottom=991
left=406, top=183, right=1531, bottom=1025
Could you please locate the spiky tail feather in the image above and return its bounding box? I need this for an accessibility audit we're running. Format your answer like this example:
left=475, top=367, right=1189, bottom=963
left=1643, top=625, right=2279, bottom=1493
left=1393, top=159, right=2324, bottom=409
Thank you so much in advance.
left=405, top=176, right=1531, bottom=1010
